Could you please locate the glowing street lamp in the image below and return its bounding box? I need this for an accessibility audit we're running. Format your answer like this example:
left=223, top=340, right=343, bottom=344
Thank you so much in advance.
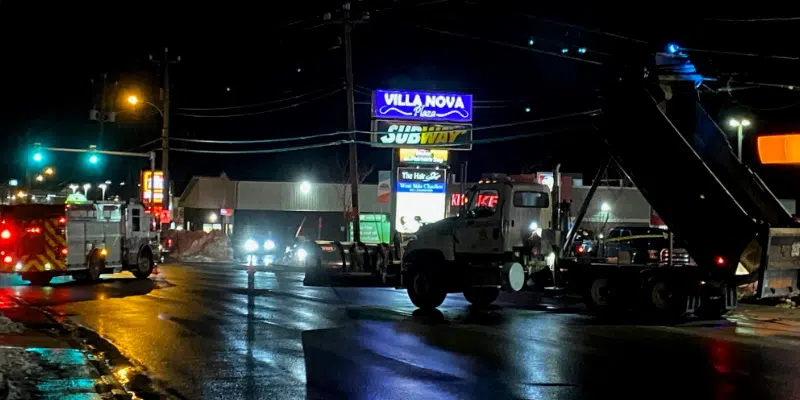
left=728, top=118, right=752, bottom=161
left=98, top=183, right=107, bottom=201
left=127, top=95, right=139, bottom=105
left=35, top=175, right=44, bottom=182
left=69, top=184, right=79, bottom=194
left=82, top=183, right=91, bottom=197
left=43, top=167, right=54, bottom=176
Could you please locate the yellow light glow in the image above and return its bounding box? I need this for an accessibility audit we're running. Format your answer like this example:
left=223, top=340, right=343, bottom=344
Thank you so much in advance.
left=44, top=167, right=54, bottom=175
left=127, top=95, right=139, bottom=105
left=35, top=175, right=44, bottom=182
left=100, top=248, right=108, bottom=256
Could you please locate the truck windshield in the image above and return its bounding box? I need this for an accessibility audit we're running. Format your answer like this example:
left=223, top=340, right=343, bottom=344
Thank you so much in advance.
left=513, top=191, right=549, bottom=208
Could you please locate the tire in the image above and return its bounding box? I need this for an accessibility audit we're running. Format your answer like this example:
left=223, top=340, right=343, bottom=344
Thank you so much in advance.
left=133, top=250, right=154, bottom=279
left=25, top=275, right=52, bottom=286
left=643, top=278, right=694, bottom=320
left=406, top=268, right=447, bottom=309
left=463, top=288, right=500, bottom=308
left=584, top=275, right=614, bottom=312
left=87, top=252, right=104, bottom=281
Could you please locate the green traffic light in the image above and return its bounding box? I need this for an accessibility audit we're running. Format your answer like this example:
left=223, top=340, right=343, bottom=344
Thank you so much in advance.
left=32, top=152, right=43, bottom=162
left=89, top=154, right=99, bottom=164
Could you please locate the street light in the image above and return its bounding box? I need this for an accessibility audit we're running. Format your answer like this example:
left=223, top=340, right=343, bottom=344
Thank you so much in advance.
left=299, top=181, right=311, bottom=194
left=82, top=183, right=91, bottom=197
left=69, top=184, right=79, bottom=194
left=209, top=212, right=218, bottom=223
left=728, top=118, right=752, bottom=161
left=98, top=183, right=107, bottom=201
left=601, top=202, right=611, bottom=212
left=35, top=175, right=44, bottom=182
left=43, top=167, right=54, bottom=176
left=127, top=95, right=139, bottom=105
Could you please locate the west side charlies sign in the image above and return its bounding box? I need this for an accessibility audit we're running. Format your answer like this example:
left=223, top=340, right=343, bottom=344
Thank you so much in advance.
left=371, top=89, right=473, bottom=150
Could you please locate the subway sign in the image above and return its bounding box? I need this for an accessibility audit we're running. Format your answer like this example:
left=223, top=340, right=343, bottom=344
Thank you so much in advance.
left=372, top=89, right=473, bottom=123
left=372, top=120, right=472, bottom=150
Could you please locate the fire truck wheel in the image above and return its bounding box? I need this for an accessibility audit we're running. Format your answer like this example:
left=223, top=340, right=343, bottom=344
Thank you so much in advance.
left=406, top=268, right=447, bottom=309
left=88, top=252, right=104, bottom=281
left=133, top=250, right=154, bottom=279
left=463, top=287, right=500, bottom=308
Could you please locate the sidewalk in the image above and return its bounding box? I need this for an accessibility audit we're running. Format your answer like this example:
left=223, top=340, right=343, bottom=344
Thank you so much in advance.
left=0, top=293, right=118, bottom=400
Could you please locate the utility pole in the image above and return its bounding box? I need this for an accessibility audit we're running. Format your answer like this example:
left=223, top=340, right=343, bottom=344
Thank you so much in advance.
left=151, top=48, right=179, bottom=230
left=344, top=2, right=361, bottom=242
left=99, top=73, right=107, bottom=149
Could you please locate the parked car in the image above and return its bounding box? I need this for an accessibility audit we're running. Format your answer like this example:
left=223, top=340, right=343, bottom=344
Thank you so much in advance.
left=599, top=226, right=694, bottom=265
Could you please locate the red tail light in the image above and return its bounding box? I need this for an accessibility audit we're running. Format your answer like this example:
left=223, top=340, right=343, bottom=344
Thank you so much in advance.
left=577, top=245, right=584, bottom=253
left=61, top=248, right=68, bottom=256
left=3, top=256, right=13, bottom=264
left=715, top=256, right=726, bottom=266
left=58, top=216, right=67, bottom=224
left=1, top=229, right=11, bottom=240
left=25, top=226, right=41, bottom=234
left=167, top=239, right=173, bottom=247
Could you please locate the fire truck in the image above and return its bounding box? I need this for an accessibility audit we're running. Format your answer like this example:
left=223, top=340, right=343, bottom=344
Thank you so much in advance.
left=0, top=201, right=160, bottom=285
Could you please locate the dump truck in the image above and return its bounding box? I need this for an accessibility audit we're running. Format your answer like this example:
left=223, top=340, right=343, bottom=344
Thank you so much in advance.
left=302, top=49, right=800, bottom=318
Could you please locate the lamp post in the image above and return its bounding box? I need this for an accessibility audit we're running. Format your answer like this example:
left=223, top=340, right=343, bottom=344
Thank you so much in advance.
left=128, top=94, right=169, bottom=224
left=728, top=118, right=752, bottom=161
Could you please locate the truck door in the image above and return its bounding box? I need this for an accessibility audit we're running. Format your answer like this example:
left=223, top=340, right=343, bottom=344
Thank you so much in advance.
left=454, top=185, right=505, bottom=255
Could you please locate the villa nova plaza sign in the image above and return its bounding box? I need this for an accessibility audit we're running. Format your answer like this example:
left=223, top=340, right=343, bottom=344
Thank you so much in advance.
left=371, top=89, right=473, bottom=150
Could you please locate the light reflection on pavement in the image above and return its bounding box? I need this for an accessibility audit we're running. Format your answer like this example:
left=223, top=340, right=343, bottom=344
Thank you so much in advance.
left=1, top=264, right=800, bottom=399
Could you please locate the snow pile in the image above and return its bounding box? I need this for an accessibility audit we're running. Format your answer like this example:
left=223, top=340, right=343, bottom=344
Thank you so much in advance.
left=0, top=315, right=23, bottom=334
left=173, top=230, right=233, bottom=262
left=0, top=347, right=42, bottom=400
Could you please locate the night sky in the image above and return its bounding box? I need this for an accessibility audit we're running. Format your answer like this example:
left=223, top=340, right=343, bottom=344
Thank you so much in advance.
left=1, top=2, right=799, bottom=198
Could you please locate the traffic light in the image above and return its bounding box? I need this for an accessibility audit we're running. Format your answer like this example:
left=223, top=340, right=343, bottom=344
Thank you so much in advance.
left=31, top=143, right=44, bottom=163
left=86, top=145, right=101, bottom=166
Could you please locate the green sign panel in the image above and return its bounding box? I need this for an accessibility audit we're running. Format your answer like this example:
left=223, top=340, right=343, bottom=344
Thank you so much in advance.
left=349, top=214, right=390, bottom=243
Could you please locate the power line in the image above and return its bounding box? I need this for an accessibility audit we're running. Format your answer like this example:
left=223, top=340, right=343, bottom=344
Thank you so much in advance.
left=171, top=130, right=352, bottom=144
left=177, top=85, right=343, bottom=111
left=516, top=13, right=649, bottom=44
left=171, top=141, right=344, bottom=154
left=125, top=138, right=161, bottom=152
left=704, top=16, right=800, bottom=22
left=416, top=26, right=604, bottom=65
left=176, top=88, right=345, bottom=118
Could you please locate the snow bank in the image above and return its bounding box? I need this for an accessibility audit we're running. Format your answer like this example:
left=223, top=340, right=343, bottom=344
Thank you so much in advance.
left=170, top=230, right=233, bottom=262
left=0, top=315, right=23, bottom=335
left=0, top=347, right=42, bottom=400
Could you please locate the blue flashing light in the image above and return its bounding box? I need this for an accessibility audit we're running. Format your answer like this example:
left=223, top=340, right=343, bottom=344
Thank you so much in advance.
left=667, top=43, right=680, bottom=54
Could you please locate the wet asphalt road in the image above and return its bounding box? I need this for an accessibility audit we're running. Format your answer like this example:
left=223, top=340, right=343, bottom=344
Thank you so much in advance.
left=2, top=263, right=800, bottom=399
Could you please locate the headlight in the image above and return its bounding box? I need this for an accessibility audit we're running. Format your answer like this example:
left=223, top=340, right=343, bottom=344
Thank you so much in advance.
left=529, top=221, right=542, bottom=236
left=296, top=248, right=308, bottom=261
left=264, top=240, right=276, bottom=251
left=244, top=239, right=259, bottom=252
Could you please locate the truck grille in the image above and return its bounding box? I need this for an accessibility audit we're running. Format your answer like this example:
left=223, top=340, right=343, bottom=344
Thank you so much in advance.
left=660, top=248, right=694, bottom=265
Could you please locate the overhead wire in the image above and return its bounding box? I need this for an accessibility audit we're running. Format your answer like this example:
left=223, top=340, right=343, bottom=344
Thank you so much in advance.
left=176, top=88, right=344, bottom=118
left=177, top=85, right=344, bottom=111
left=416, top=26, right=604, bottom=65
left=171, top=130, right=352, bottom=144
left=704, top=16, right=800, bottom=22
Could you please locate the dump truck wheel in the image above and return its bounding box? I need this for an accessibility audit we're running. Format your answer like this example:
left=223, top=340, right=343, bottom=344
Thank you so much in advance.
left=463, top=288, right=499, bottom=308
left=406, top=268, right=446, bottom=309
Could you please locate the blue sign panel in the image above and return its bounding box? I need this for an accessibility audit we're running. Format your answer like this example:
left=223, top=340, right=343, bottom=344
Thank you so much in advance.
left=396, top=167, right=446, bottom=193
left=373, top=89, right=473, bottom=123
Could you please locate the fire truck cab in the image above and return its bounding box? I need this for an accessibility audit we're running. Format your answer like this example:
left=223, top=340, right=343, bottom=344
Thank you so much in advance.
left=0, top=202, right=160, bottom=285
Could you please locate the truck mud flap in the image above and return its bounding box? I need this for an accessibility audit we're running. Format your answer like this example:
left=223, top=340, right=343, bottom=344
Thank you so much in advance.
left=758, top=228, right=800, bottom=298
left=302, top=241, right=393, bottom=288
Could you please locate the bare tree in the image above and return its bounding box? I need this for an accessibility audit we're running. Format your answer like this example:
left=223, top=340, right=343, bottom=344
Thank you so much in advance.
left=334, top=156, right=374, bottom=224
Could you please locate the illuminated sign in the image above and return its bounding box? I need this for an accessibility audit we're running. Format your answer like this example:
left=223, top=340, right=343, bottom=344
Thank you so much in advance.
left=141, top=170, right=164, bottom=205
left=451, top=193, right=498, bottom=207
left=398, top=148, right=449, bottom=165
left=396, top=167, right=446, bottom=194
left=373, top=120, right=472, bottom=150
left=220, top=208, right=234, bottom=216
left=758, top=134, right=800, bottom=164
left=372, top=89, right=473, bottom=123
